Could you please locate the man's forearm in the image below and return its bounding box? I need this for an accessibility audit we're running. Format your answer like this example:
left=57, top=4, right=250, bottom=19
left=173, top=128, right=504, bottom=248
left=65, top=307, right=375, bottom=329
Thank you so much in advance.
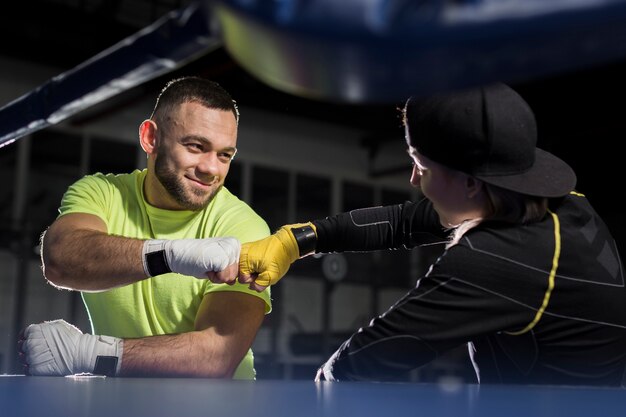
left=19, top=293, right=265, bottom=379
left=42, top=228, right=146, bottom=291
left=120, top=331, right=244, bottom=378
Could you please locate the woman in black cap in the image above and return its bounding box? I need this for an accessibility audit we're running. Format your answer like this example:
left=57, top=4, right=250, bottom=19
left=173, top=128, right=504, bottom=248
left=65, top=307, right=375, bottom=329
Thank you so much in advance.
left=239, top=83, right=626, bottom=386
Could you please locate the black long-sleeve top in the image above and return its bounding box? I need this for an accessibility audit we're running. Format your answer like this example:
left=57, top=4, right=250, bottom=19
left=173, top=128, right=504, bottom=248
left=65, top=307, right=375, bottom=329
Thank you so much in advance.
left=312, top=193, right=626, bottom=386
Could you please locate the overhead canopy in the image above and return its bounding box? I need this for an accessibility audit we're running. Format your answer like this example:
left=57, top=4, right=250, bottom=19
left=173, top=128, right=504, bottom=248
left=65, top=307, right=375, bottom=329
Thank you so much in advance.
left=213, top=0, right=626, bottom=102
left=2, top=0, right=626, bottom=147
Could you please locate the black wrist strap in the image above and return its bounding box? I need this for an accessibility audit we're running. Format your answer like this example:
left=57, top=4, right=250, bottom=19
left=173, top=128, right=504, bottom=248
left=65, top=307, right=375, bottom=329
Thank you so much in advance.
left=93, top=356, right=118, bottom=377
left=145, top=249, right=172, bottom=277
left=291, top=225, right=317, bottom=257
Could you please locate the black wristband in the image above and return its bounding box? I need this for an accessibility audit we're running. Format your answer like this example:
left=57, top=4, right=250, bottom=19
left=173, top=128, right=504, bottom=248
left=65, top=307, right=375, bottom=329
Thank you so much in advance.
left=145, top=249, right=172, bottom=276
left=291, top=225, right=317, bottom=257
left=93, top=356, right=118, bottom=377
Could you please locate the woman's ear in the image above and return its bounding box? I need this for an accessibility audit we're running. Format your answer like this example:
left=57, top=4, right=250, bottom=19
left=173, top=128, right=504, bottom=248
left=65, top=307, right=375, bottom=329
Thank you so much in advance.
left=139, top=120, right=158, bottom=154
left=466, top=176, right=484, bottom=199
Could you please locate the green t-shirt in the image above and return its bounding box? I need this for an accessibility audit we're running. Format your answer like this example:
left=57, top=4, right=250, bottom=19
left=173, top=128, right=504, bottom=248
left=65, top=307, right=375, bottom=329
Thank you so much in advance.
left=58, top=169, right=271, bottom=379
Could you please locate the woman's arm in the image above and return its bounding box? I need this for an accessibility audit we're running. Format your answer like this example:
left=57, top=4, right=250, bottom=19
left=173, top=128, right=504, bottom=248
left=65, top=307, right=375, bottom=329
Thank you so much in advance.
left=314, top=199, right=447, bottom=253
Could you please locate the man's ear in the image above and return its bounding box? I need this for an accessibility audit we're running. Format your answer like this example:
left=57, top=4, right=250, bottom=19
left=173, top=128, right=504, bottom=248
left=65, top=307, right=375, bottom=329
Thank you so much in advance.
left=139, top=120, right=158, bottom=154
left=466, top=176, right=484, bottom=199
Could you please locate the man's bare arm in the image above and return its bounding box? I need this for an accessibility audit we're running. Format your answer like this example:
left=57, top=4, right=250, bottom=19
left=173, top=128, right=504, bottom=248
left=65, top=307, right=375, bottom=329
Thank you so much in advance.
left=41, top=213, right=146, bottom=291
left=41, top=213, right=242, bottom=292
left=18, top=283, right=267, bottom=378
left=120, top=291, right=266, bottom=377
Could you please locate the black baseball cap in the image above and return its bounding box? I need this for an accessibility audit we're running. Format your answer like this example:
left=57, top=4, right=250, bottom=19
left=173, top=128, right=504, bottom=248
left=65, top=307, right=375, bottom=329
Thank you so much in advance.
left=404, top=83, right=576, bottom=198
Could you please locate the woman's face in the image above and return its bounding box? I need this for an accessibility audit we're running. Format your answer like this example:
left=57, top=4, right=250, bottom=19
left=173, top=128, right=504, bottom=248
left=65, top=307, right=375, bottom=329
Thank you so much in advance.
left=407, top=145, right=488, bottom=228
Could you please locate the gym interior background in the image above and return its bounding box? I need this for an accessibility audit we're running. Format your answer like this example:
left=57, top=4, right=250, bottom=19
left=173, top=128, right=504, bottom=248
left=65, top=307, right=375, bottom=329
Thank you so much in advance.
left=1, top=0, right=625, bottom=381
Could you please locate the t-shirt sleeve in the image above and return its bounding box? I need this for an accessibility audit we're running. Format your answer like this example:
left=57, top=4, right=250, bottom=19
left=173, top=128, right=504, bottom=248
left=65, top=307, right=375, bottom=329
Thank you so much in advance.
left=58, top=173, right=112, bottom=223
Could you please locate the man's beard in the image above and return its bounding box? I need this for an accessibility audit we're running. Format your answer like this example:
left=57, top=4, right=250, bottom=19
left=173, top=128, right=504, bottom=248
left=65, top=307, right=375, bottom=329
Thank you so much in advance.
left=154, top=150, right=221, bottom=211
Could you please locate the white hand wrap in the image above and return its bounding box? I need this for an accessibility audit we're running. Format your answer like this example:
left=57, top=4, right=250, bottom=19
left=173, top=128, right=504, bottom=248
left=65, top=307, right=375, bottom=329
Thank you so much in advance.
left=21, top=319, right=123, bottom=376
left=142, top=237, right=241, bottom=278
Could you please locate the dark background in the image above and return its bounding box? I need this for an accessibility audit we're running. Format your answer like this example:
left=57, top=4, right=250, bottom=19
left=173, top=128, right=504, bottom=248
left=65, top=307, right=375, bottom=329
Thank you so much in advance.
left=2, top=1, right=623, bottom=220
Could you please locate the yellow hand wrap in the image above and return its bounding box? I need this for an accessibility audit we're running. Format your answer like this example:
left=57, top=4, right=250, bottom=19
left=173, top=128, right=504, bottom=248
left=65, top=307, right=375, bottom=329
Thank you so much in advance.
left=239, top=222, right=317, bottom=287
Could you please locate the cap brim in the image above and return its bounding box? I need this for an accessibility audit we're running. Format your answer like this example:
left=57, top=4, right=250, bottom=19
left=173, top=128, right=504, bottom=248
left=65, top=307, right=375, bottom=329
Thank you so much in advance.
left=475, top=149, right=576, bottom=198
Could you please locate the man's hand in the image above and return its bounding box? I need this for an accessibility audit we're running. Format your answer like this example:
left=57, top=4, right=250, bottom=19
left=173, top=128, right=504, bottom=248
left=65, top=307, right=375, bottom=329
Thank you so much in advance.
left=239, top=223, right=316, bottom=291
left=143, top=237, right=240, bottom=283
left=17, top=319, right=123, bottom=376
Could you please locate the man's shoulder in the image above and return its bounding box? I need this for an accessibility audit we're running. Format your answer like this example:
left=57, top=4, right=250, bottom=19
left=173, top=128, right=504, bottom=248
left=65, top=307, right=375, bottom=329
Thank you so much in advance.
left=213, top=187, right=256, bottom=214
left=72, top=169, right=144, bottom=193
left=208, top=187, right=270, bottom=237
left=60, top=170, right=146, bottom=215
left=81, top=169, right=144, bottom=184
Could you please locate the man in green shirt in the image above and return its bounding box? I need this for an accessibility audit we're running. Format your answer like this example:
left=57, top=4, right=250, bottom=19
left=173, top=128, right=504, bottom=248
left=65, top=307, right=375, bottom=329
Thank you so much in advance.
left=18, top=76, right=271, bottom=379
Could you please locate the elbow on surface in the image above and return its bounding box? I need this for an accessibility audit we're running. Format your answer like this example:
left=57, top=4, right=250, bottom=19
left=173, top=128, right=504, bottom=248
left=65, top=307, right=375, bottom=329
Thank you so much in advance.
left=193, top=351, right=238, bottom=379
left=190, top=331, right=241, bottom=379
left=201, top=361, right=237, bottom=379
left=41, top=254, right=66, bottom=288
left=40, top=236, right=69, bottom=288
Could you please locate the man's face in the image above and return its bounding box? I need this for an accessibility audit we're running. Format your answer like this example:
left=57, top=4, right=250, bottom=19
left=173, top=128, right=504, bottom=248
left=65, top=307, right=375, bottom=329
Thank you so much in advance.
left=152, top=101, right=237, bottom=211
